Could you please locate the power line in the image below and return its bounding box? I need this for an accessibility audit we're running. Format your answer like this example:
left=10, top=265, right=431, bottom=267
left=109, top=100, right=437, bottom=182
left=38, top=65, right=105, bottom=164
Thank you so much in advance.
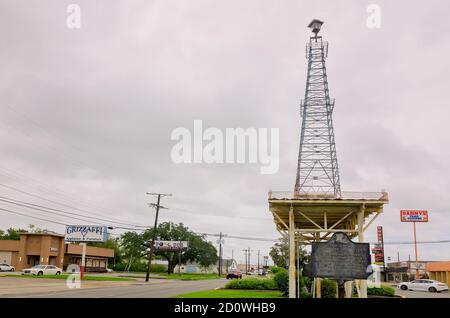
left=0, top=183, right=148, bottom=228
left=0, top=168, right=134, bottom=222
left=0, top=207, right=67, bottom=226
left=0, top=196, right=149, bottom=228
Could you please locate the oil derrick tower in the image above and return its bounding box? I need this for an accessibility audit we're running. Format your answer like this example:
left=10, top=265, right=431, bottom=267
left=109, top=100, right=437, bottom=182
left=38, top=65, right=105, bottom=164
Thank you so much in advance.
left=268, top=20, right=389, bottom=299
left=294, top=19, right=341, bottom=197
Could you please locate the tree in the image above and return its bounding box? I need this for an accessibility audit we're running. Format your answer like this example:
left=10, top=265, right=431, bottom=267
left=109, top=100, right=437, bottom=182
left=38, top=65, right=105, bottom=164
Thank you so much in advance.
left=89, top=238, right=122, bottom=266
left=269, top=236, right=290, bottom=268
left=27, top=224, right=44, bottom=233
left=142, top=222, right=218, bottom=274
left=269, top=235, right=309, bottom=268
left=121, top=231, right=145, bottom=271
left=0, top=228, right=23, bottom=240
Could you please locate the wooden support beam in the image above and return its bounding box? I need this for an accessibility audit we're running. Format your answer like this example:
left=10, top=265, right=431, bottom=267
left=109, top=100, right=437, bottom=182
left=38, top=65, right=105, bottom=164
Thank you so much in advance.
left=289, top=207, right=296, bottom=298
left=272, top=212, right=289, bottom=230
left=328, top=211, right=354, bottom=230
left=345, top=281, right=353, bottom=298
left=298, top=211, right=323, bottom=230
left=357, top=204, right=368, bottom=298
left=295, top=229, right=358, bottom=233
left=363, top=209, right=382, bottom=232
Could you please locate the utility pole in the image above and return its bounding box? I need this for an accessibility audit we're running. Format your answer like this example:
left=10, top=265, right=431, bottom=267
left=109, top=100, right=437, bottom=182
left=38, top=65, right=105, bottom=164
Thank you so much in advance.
left=257, top=250, right=260, bottom=274
left=248, top=247, right=251, bottom=273
left=218, top=232, right=223, bottom=277
left=243, top=249, right=248, bottom=274
left=145, top=192, right=171, bottom=282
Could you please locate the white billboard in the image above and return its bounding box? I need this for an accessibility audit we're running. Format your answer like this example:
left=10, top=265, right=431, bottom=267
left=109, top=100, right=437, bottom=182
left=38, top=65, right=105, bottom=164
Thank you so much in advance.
left=410, top=262, right=427, bottom=270
left=65, top=225, right=108, bottom=242
left=154, top=241, right=188, bottom=252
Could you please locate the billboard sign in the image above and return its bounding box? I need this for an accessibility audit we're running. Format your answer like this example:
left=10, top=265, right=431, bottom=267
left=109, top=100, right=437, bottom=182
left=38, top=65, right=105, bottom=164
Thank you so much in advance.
left=371, top=248, right=383, bottom=255
left=400, top=210, right=429, bottom=222
left=65, top=225, right=108, bottom=242
left=154, top=241, right=188, bottom=252
left=377, top=226, right=383, bottom=242
left=410, top=262, right=427, bottom=270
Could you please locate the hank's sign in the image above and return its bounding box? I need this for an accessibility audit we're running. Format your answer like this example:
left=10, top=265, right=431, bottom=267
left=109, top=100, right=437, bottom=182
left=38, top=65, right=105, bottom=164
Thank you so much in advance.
left=400, top=210, right=429, bottom=222
left=65, top=225, right=108, bottom=242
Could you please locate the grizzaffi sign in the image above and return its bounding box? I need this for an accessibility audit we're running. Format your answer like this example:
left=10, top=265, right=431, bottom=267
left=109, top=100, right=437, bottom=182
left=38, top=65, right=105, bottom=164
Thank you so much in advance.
left=65, top=225, right=108, bottom=242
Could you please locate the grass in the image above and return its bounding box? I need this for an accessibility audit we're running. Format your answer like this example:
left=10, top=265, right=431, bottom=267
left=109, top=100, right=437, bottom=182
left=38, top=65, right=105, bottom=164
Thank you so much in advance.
left=175, top=289, right=284, bottom=298
left=5, top=274, right=134, bottom=282
left=153, top=273, right=225, bottom=281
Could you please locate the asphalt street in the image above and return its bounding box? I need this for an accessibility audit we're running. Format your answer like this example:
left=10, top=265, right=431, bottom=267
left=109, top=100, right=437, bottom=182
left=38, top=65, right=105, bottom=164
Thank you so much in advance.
left=395, top=288, right=450, bottom=298
left=2, top=277, right=228, bottom=298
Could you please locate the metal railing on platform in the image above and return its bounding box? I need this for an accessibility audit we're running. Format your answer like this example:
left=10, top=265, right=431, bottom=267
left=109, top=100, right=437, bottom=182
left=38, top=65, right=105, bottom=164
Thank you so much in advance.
left=268, top=191, right=388, bottom=201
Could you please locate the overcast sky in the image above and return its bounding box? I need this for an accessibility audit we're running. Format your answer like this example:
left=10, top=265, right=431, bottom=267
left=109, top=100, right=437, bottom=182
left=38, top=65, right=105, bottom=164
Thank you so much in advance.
left=0, top=0, right=450, bottom=265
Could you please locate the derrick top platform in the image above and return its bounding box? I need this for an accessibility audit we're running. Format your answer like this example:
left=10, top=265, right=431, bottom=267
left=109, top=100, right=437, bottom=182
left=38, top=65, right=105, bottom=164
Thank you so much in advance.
left=268, top=191, right=389, bottom=236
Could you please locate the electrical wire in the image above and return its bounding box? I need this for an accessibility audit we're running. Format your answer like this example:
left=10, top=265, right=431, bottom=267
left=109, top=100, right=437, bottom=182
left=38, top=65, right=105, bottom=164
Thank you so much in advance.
left=0, top=183, right=148, bottom=228
left=0, top=196, right=149, bottom=228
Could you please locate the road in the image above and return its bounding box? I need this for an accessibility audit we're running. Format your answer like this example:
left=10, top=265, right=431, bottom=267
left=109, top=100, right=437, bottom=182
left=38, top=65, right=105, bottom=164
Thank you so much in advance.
left=1, top=276, right=227, bottom=298
left=395, top=288, right=450, bottom=298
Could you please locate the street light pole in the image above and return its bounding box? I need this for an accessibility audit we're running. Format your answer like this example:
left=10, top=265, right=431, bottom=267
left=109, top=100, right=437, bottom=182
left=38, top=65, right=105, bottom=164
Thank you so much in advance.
left=145, top=192, right=171, bottom=283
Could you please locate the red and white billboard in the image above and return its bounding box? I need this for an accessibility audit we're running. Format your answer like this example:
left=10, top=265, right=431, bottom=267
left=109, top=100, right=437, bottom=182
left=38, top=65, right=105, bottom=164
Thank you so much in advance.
left=377, top=226, right=383, bottom=242
left=400, top=210, right=429, bottom=222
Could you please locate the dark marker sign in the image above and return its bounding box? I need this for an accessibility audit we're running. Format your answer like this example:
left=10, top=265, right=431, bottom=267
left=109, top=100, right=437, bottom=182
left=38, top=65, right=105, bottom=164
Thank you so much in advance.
left=311, top=232, right=371, bottom=281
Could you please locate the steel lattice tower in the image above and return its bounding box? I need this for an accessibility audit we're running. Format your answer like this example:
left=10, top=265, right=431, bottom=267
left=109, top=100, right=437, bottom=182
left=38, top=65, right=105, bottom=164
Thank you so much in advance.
left=294, top=20, right=341, bottom=197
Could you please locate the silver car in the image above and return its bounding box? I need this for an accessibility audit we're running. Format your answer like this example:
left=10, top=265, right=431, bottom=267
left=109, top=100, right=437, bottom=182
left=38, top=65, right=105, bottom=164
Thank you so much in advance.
left=0, top=263, right=15, bottom=272
left=398, top=279, right=449, bottom=293
left=22, top=265, right=62, bottom=276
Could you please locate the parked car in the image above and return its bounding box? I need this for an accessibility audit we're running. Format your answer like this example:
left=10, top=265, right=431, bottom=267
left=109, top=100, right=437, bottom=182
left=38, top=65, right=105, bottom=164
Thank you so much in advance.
left=398, top=279, right=449, bottom=292
left=22, top=265, right=62, bottom=276
left=226, top=271, right=242, bottom=279
left=105, top=268, right=113, bottom=273
left=0, top=263, right=15, bottom=272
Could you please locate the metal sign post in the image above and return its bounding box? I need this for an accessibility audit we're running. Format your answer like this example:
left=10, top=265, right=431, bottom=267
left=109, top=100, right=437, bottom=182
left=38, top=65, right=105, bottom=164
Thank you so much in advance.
left=80, top=242, right=86, bottom=280
left=400, top=210, right=428, bottom=279
left=413, top=221, right=419, bottom=279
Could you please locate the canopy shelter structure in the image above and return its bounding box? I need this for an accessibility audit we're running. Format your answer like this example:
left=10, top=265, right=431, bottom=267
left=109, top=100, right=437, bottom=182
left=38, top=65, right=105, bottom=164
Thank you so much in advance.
left=268, top=191, right=389, bottom=298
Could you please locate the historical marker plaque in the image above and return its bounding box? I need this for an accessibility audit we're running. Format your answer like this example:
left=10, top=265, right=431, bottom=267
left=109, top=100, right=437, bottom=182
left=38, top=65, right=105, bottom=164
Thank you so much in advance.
left=311, top=232, right=371, bottom=281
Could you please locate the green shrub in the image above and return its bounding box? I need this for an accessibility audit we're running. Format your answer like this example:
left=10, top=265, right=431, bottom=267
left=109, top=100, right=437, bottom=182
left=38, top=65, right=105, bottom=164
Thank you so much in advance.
left=367, top=286, right=395, bottom=297
left=320, top=279, right=337, bottom=298
left=225, top=278, right=277, bottom=290
left=273, top=270, right=289, bottom=295
left=111, top=262, right=166, bottom=273
left=299, top=275, right=312, bottom=291
left=300, top=291, right=313, bottom=298
left=270, top=266, right=285, bottom=274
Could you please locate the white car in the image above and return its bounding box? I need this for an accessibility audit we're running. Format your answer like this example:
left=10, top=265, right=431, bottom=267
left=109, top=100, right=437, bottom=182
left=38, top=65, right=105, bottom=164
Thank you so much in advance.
left=22, top=265, right=62, bottom=276
left=0, top=263, right=15, bottom=272
left=398, top=279, right=449, bottom=293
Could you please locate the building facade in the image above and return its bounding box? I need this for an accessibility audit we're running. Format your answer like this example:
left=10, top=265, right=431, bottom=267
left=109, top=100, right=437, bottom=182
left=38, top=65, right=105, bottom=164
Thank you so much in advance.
left=0, top=232, right=114, bottom=272
left=426, top=261, right=450, bottom=285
